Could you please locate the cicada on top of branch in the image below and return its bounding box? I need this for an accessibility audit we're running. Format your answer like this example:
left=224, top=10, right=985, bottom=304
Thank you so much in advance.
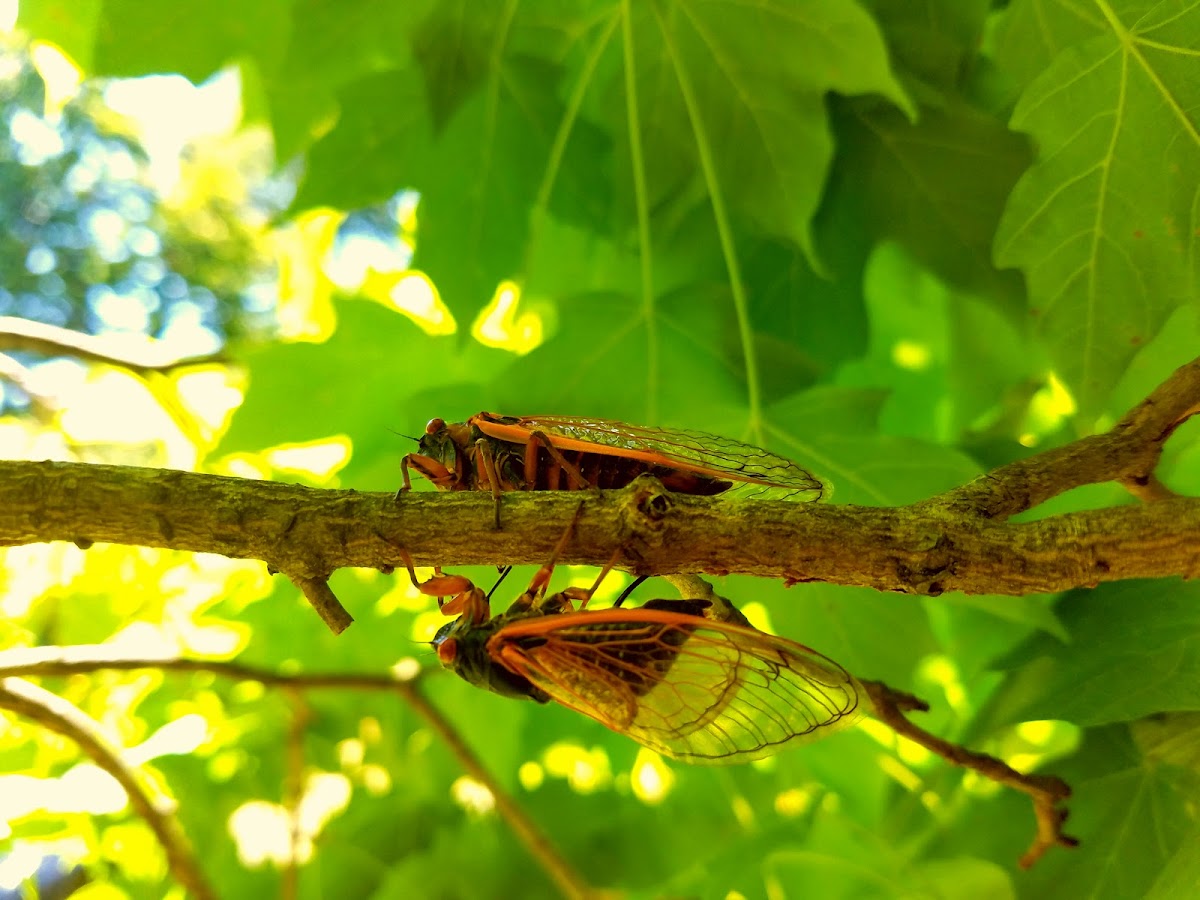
left=412, top=525, right=860, bottom=764
left=397, top=412, right=827, bottom=526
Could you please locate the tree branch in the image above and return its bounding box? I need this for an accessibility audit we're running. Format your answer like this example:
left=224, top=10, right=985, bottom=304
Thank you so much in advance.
left=0, top=677, right=217, bottom=900
left=0, top=315, right=225, bottom=372
left=0, top=647, right=611, bottom=900
left=862, top=680, right=1076, bottom=869
left=0, top=359, right=1196, bottom=613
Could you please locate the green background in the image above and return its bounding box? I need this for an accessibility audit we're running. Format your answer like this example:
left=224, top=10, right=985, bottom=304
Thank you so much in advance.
left=5, top=1, right=1200, bottom=898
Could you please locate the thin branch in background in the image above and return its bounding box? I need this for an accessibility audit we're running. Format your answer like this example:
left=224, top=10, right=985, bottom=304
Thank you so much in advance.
left=0, top=315, right=226, bottom=372
left=283, top=689, right=310, bottom=900
left=862, top=680, right=1077, bottom=869
left=0, top=676, right=218, bottom=900
left=0, top=647, right=606, bottom=900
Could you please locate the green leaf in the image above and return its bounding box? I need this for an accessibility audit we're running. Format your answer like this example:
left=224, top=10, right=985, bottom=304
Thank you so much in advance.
left=91, top=0, right=293, bottom=82
left=1022, top=725, right=1199, bottom=900
left=839, top=99, right=1032, bottom=309
left=992, top=0, right=1107, bottom=90
left=863, top=0, right=991, bottom=96
left=765, top=386, right=984, bottom=507
left=997, top=580, right=1200, bottom=727
left=995, top=2, right=1200, bottom=418
left=218, top=299, right=512, bottom=489
left=623, top=0, right=913, bottom=271
left=1143, top=822, right=1200, bottom=900
left=17, top=0, right=103, bottom=71
left=260, top=0, right=431, bottom=159
left=289, top=68, right=430, bottom=213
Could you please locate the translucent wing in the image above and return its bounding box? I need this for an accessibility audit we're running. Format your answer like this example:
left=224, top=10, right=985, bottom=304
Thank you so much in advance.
left=488, top=609, right=860, bottom=763
left=476, top=413, right=826, bottom=501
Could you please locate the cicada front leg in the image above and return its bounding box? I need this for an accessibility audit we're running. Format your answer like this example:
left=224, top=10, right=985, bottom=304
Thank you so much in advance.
left=395, top=547, right=490, bottom=625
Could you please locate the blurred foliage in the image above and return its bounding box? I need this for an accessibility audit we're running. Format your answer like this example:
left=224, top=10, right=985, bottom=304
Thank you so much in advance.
left=3, top=1, right=1200, bottom=899
left=0, top=35, right=277, bottom=411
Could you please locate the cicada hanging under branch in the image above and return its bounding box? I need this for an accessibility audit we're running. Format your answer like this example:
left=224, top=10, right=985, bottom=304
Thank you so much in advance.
left=417, top=544, right=861, bottom=764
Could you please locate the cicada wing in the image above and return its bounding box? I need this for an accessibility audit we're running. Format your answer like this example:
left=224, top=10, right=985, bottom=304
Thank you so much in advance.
left=479, top=414, right=826, bottom=501
left=488, top=610, right=861, bottom=763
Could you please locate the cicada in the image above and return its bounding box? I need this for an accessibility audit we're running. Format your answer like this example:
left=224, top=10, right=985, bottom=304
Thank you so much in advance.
left=398, top=413, right=826, bottom=527
left=421, top=561, right=861, bottom=764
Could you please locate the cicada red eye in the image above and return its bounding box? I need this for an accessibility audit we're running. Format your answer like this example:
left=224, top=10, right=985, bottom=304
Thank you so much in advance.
left=436, top=635, right=458, bottom=664
left=484, top=607, right=860, bottom=763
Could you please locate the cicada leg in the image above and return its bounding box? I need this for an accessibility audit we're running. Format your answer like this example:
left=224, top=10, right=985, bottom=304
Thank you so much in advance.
left=395, top=547, right=490, bottom=624
left=395, top=453, right=417, bottom=500
left=473, top=439, right=506, bottom=530
left=525, top=505, right=580, bottom=599
left=526, top=429, right=600, bottom=495
left=395, top=452, right=457, bottom=500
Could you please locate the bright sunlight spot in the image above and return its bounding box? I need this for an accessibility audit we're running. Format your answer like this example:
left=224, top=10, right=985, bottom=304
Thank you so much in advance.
left=518, top=761, right=545, bottom=791
left=229, top=773, right=350, bottom=868
left=543, top=742, right=612, bottom=793
left=411, top=608, right=449, bottom=645
left=338, top=739, right=365, bottom=768
left=730, top=794, right=757, bottom=829
left=29, top=42, right=82, bottom=115
left=361, top=765, right=392, bottom=796
left=891, top=339, right=932, bottom=371
left=876, top=754, right=923, bottom=792
left=391, top=656, right=422, bottom=682
left=366, top=269, right=456, bottom=336
left=264, top=437, right=351, bottom=481
left=451, top=776, right=496, bottom=816
left=0, top=0, right=15, bottom=31
left=773, top=787, right=814, bottom=818
left=1025, top=371, right=1078, bottom=440
left=0, top=839, right=88, bottom=891
left=174, top=369, right=245, bottom=433
left=274, top=208, right=344, bottom=341
left=471, top=280, right=544, bottom=354
left=105, top=69, right=243, bottom=194
left=127, top=714, right=208, bottom=764
left=630, top=748, right=675, bottom=805
left=918, top=655, right=968, bottom=714
left=228, top=801, right=292, bottom=867
left=59, top=368, right=198, bottom=469
left=739, top=601, right=773, bottom=634
left=1017, top=720, right=1057, bottom=744
left=0, top=764, right=127, bottom=820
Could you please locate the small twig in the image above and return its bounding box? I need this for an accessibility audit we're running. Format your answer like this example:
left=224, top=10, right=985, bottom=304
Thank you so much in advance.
left=933, top=357, right=1200, bottom=519
left=1121, top=472, right=1180, bottom=502
left=288, top=575, right=353, bottom=633
left=0, top=677, right=218, bottom=900
left=862, top=680, right=1077, bottom=868
left=0, top=647, right=607, bottom=900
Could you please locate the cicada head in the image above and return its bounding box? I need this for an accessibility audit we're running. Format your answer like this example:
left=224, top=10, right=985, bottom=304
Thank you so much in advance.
left=405, top=418, right=473, bottom=489
left=431, top=614, right=548, bottom=703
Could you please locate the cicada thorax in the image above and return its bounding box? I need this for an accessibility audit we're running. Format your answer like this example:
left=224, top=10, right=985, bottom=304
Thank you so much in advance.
left=432, top=602, right=552, bottom=703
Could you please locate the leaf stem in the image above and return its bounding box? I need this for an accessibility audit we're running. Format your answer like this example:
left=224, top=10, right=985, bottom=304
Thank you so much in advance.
left=652, top=6, right=762, bottom=432
left=621, top=0, right=659, bottom=422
